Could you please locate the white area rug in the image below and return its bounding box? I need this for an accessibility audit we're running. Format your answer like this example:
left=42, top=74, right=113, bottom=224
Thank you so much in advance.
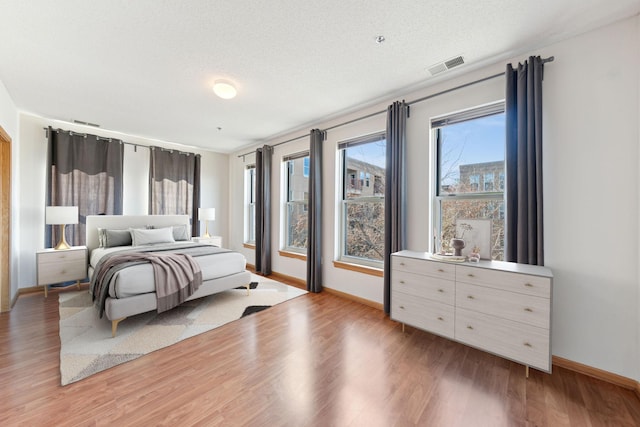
left=58, top=274, right=306, bottom=385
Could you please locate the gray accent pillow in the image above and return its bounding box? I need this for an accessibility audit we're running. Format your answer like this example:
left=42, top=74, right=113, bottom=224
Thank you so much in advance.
left=171, top=224, right=190, bottom=241
left=130, top=227, right=175, bottom=246
left=98, top=228, right=133, bottom=248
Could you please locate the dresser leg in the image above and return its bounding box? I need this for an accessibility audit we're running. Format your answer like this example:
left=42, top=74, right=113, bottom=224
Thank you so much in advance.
left=526, top=365, right=530, bottom=378
left=76, top=280, right=81, bottom=290
left=44, top=285, right=48, bottom=298
left=402, top=323, right=405, bottom=333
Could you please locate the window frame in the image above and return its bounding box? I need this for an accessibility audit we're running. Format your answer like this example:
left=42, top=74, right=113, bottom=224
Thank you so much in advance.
left=337, top=132, right=386, bottom=268
left=244, top=164, right=256, bottom=244
left=282, top=151, right=309, bottom=255
left=431, top=101, right=506, bottom=260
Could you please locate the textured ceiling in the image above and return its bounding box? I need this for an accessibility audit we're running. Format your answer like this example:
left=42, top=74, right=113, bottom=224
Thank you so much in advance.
left=1, top=0, right=638, bottom=153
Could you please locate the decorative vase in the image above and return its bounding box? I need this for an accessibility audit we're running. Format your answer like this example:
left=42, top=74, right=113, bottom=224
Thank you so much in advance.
left=451, top=238, right=465, bottom=257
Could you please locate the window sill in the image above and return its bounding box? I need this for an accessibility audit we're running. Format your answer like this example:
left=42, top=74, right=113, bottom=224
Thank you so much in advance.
left=243, top=243, right=255, bottom=249
left=333, top=260, right=383, bottom=277
left=278, top=250, right=306, bottom=261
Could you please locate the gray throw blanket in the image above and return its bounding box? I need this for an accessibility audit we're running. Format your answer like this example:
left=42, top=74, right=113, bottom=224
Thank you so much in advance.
left=90, top=243, right=231, bottom=317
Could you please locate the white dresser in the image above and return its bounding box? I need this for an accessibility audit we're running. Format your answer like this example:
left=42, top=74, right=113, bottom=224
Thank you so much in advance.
left=391, top=250, right=553, bottom=373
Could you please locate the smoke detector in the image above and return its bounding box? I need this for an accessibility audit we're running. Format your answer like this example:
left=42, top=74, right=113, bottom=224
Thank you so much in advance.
left=428, top=55, right=465, bottom=76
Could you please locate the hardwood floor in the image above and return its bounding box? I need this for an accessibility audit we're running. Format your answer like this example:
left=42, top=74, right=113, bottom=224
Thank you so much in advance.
left=1, top=284, right=639, bottom=426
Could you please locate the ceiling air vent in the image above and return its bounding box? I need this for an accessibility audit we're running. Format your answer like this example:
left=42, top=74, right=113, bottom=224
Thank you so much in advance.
left=428, top=55, right=465, bottom=76
left=72, top=119, right=100, bottom=127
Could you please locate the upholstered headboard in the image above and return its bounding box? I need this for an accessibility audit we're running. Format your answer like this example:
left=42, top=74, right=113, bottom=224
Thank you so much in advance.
left=85, top=215, right=190, bottom=252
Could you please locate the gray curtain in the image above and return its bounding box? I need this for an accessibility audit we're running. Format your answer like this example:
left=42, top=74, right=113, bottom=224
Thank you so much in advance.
left=505, top=56, right=544, bottom=265
left=383, top=101, right=409, bottom=314
left=306, top=129, right=324, bottom=292
left=47, top=127, right=124, bottom=247
left=149, top=147, right=201, bottom=237
left=255, top=145, right=272, bottom=275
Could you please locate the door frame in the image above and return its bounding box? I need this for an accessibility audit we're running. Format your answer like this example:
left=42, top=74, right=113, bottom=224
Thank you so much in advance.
left=0, top=125, right=11, bottom=312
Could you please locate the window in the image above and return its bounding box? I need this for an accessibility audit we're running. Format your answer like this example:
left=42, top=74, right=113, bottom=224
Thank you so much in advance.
left=433, top=102, right=505, bottom=260
left=283, top=152, right=309, bottom=253
left=338, top=133, right=386, bottom=267
left=245, top=165, right=256, bottom=244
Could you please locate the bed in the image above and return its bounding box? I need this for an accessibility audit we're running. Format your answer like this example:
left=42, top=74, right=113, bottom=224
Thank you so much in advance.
left=86, top=214, right=252, bottom=337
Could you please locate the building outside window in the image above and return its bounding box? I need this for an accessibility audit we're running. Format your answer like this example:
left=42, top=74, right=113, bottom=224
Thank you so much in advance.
left=338, top=133, right=386, bottom=267
left=283, top=152, right=309, bottom=253
left=245, top=165, right=256, bottom=244
left=433, top=102, right=505, bottom=260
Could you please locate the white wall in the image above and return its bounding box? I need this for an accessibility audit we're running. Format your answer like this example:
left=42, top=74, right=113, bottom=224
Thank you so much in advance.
left=16, top=113, right=229, bottom=288
left=230, top=16, right=640, bottom=381
left=0, top=79, right=19, bottom=302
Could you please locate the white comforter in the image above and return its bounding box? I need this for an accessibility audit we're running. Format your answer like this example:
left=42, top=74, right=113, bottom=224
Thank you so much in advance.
left=89, top=243, right=247, bottom=298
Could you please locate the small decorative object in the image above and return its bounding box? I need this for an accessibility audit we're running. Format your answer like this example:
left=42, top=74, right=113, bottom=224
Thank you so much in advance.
left=469, top=245, right=481, bottom=263
left=450, top=238, right=465, bottom=256
left=450, top=222, right=472, bottom=257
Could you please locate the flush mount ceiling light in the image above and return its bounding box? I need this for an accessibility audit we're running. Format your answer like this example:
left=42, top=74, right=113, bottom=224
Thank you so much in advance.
left=375, top=35, right=386, bottom=44
left=213, top=80, right=237, bottom=99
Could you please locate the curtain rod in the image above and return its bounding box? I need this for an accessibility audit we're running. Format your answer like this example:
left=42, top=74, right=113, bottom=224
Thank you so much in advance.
left=43, top=127, right=148, bottom=152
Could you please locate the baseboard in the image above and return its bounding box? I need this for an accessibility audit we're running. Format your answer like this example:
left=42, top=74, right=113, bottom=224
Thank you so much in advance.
left=268, top=271, right=306, bottom=290
left=18, top=285, right=42, bottom=295
left=553, top=355, right=640, bottom=399
left=322, top=287, right=384, bottom=311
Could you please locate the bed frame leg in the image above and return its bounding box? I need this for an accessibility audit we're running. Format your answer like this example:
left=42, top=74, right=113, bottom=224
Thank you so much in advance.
left=112, top=318, right=126, bottom=338
left=245, top=283, right=250, bottom=296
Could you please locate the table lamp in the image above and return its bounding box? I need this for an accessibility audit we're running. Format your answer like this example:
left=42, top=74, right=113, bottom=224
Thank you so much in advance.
left=198, top=208, right=215, bottom=238
left=46, top=206, right=79, bottom=250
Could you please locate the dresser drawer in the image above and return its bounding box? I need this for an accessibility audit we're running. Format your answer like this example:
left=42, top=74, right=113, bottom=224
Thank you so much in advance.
left=392, top=269, right=455, bottom=305
left=455, top=307, right=550, bottom=371
left=456, top=265, right=550, bottom=298
left=391, top=292, right=454, bottom=339
left=456, top=282, right=550, bottom=329
left=392, top=256, right=455, bottom=280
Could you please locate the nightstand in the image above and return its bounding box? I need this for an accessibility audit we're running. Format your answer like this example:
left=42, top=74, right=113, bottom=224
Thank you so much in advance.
left=192, top=236, right=223, bottom=247
left=36, top=246, right=88, bottom=298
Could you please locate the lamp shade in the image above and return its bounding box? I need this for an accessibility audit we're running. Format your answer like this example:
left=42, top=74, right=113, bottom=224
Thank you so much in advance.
left=198, top=208, right=216, bottom=221
left=45, top=206, right=79, bottom=225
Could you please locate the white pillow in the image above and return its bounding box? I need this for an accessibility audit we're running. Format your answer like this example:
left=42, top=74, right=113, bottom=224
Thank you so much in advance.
left=171, top=224, right=190, bottom=241
left=130, top=227, right=175, bottom=246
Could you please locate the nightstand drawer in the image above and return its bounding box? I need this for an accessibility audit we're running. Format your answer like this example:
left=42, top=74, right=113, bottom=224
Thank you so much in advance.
left=38, top=261, right=86, bottom=285
left=37, top=248, right=86, bottom=265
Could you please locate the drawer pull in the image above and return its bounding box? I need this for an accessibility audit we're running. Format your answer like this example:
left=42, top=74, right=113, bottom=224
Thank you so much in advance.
left=524, top=283, right=533, bottom=287
left=524, top=307, right=533, bottom=312
left=61, top=270, right=66, bottom=274
left=467, top=273, right=475, bottom=277
left=399, top=280, right=405, bottom=284
left=523, top=342, right=532, bottom=347
left=437, top=268, right=445, bottom=273
left=399, top=305, right=405, bottom=310
left=437, top=316, right=444, bottom=321
left=400, top=262, right=405, bottom=266
left=467, top=325, right=474, bottom=330
left=437, top=289, right=444, bottom=293
left=467, top=295, right=475, bottom=300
